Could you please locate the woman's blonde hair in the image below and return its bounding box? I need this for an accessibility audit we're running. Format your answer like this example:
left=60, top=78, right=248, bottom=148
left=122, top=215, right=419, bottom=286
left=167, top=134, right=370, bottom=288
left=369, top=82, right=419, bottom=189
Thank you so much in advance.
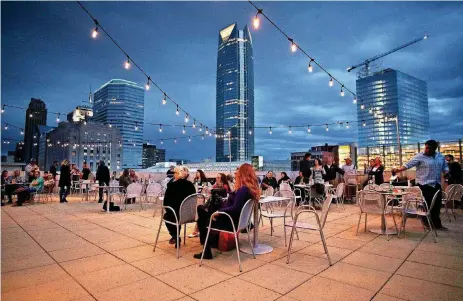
left=174, top=166, right=189, bottom=179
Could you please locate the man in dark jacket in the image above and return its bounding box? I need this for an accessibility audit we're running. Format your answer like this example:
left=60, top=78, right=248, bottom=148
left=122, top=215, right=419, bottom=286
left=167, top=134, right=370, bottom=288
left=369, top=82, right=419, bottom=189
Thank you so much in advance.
left=163, top=166, right=196, bottom=247
left=445, top=154, right=462, bottom=184
left=49, top=161, right=58, bottom=179
left=96, top=160, right=110, bottom=203
left=299, top=153, right=312, bottom=183
left=323, top=156, right=344, bottom=183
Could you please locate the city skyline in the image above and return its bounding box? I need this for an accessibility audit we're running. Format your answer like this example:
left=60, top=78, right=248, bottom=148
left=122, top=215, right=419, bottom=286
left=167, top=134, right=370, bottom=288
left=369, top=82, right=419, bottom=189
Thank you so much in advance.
left=2, top=1, right=463, bottom=161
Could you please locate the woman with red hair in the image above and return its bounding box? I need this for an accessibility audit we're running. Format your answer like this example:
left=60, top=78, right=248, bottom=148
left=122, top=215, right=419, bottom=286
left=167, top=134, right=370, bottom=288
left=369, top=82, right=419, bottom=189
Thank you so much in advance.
left=194, top=163, right=260, bottom=259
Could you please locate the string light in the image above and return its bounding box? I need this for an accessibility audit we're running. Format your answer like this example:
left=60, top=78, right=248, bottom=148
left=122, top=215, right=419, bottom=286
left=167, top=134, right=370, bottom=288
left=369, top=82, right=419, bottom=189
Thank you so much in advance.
left=269, top=127, right=272, bottom=135
left=20, top=129, right=24, bottom=135
left=4, top=124, right=8, bottom=130
left=340, top=86, right=345, bottom=97
left=329, top=78, right=334, bottom=87
left=182, top=126, right=186, bottom=134
left=346, top=122, right=349, bottom=129
left=162, top=93, right=167, bottom=105
left=188, top=136, right=191, bottom=142
left=184, top=114, right=189, bottom=123
left=288, top=126, right=292, bottom=134
left=124, top=56, right=131, bottom=69
left=109, top=123, right=112, bottom=128
left=362, top=120, right=366, bottom=127
left=201, top=135, right=205, bottom=140
left=135, top=123, right=139, bottom=131
left=308, top=60, right=313, bottom=73
left=56, top=114, right=60, bottom=123
left=369, top=107, right=373, bottom=114
left=199, top=126, right=203, bottom=132
left=160, top=140, right=164, bottom=145
left=29, top=113, right=33, bottom=118
left=205, top=128, right=209, bottom=135
left=1, top=105, right=4, bottom=113
left=307, top=126, right=311, bottom=133
left=289, top=38, right=297, bottom=52
left=360, top=103, right=365, bottom=110
left=91, top=23, right=98, bottom=39
left=353, top=97, right=357, bottom=104
left=176, top=105, right=180, bottom=116
left=145, top=77, right=150, bottom=90
left=174, top=138, right=177, bottom=144
left=249, top=129, right=252, bottom=135
left=325, top=124, right=329, bottom=131
left=253, top=9, right=262, bottom=29
left=192, top=120, right=196, bottom=128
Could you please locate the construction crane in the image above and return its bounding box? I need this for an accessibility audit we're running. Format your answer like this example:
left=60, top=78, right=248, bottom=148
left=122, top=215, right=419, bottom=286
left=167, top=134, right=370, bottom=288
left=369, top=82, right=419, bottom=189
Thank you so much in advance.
left=347, top=35, right=429, bottom=78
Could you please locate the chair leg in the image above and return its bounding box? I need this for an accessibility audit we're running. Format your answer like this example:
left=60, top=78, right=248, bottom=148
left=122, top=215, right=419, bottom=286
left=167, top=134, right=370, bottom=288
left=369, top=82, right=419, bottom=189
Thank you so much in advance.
left=153, top=217, right=163, bottom=252
left=391, top=212, right=399, bottom=238
left=320, top=229, right=332, bottom=266
left=427, top=215, right=437, bottom=243
left=364, top=213, right=368, bottom=232
left=176, top=225, right=180, bottom=259
left=451, top=200, right=457, bottom=221
left=286, top=223, right=297, bottom=264
left=444, top=202, right=451, bottom=223
left=200, top=226, right=212, bottom=267
left=356, top=213, right=362, bottom=236
left=284, top=223, right=288, bottom=247
left=233, top=233, right=242, bottom=272
left=246, top=228, right=256, bottom=259
left=270, top=218, right=273, bottom=236
left=184, top=225, right=187, bottom=245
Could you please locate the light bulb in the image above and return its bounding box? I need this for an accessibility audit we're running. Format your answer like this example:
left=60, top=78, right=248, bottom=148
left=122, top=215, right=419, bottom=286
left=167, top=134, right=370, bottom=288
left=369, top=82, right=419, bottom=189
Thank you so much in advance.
left=329, top=78, right=334, bottom=87
left=174, top=139, right=177, bottom=144
left=269, top=127, right=272, bottom=135
left=29, top=113, right=33, bottom=118
left=135, top=125, right=138, bottom=131
left=253, top=16, right=260, bottom=29
left=56, top=114, right=60, bottom=122
left=288, top=127, right=292, bottom=134
left=353, top=97, right=357, bottom=104
left=84, top=121, right=87, bottom=125
left=176, top=106, right=179, bottom=116
left=160, top=140, right=163, bottom=145
left=188, top=137, right=191, bottom=142
left=21, top=130, right=24, bottom=135
left=92, top=27, right=98, bottom=39
left=1, top=105, right=4, bottom=113
left=308, top=62, right=313, bottom=73
left=362, top=121, right=366, bottom=127
left=340, top=87, right=345, bottom=97
left=369, top=107, right=373, bottom=114
left=199, top=126, right=203, bottom=132
left=192, top=121, right=196, bottom=128
left=109, top=124, right=112, bottom=128
left=182, top=126, right=186, bottom=134
left=346, top=122, right=349, bottom=129
left=291, top=42, right=297, bottom=53
left=162, top=94, right=167, bottom=105
left=361, top=103, right=365, bottom=110
left=185, top=114, right=189, bottom=123
left=249, top=130, right=252, bottom=135
left=145, top=77, right=150, bottom=91
left=201, top=135, right=205, bottom=140
left=205, top=128, right=209, bottom=135
left=307, top=126, right=311, bottom=133
left=326, top=125, right=329, bottom=131
left=124, top=57, right=131, bottom=69
left=4, top=125, right=8, bottom=130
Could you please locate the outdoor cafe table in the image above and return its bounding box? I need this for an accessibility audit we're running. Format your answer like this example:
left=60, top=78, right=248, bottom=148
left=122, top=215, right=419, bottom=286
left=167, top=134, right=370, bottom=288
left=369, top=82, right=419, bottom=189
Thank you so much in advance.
left=240, top=195, right=291, bottom=255
left=94, top=185, right=123, bottom=213
left=370, top=189, right=409, bottom=235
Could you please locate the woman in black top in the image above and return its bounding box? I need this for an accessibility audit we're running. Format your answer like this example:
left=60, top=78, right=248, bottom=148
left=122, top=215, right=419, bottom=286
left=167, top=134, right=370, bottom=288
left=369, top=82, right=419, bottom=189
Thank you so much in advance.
left=194, top=169, right=208, bottom=186
left=59, top=160, right=71, bottom=203
left=82, top=163, right=91, bottom=180
left=369, top=157, right=385, bottom=185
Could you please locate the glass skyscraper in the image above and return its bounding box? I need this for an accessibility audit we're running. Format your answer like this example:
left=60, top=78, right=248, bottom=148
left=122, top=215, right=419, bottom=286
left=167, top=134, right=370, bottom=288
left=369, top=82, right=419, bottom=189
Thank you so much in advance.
left=216, top=23, right=254, bottom=162
left=93, top=79, right=145, bottom=168
left=357, top=68, right=429, bottom=147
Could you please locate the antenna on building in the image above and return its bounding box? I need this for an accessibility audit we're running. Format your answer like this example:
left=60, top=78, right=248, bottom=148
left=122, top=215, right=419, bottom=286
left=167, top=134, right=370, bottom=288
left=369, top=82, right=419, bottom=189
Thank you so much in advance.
left=88, top=85, right=93, bottom=104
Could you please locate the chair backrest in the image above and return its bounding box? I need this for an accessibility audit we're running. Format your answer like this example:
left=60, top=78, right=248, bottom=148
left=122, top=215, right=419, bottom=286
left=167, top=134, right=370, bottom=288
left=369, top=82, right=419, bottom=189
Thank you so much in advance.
left=363, top=184, right=379, bottom=191
left=280, top=182, right=291, bottom=192
left=202, top=186, right=211, bottom=199
left=335, top=183, right=345, bottom=198
left=179, top=193, right=202, bottom=224
left=110, top=180, right=119, bottom=186
left=428, top=189, right=441, bottom=213
left=264, top=186, right=274, bottom=197
left=379, top=183, right=390, bottom=190
left=447, top=184, right=463, bottom=202
left=357, top=190, right=382, bottom=213
left=319, top=194, right=334, bottom=229
left=146, top=183, right=162, bottom=196
left=405, top=186, right=423, bottom=201
left=237, top=199, right=255, bottom=231
left=126, top=183, right=143, bottom=197
left=445, top=184, right=455, bottom=194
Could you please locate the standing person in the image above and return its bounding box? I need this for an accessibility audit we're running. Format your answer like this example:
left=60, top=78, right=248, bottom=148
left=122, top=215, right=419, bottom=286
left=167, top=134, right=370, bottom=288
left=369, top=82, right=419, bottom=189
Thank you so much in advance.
left=194, top=163, right=260, bottom=260
left=96, top=160, right=110, bottom=203
left=50, top=161, right=58, bottom=180
left=369, top=157, right=385, bottom=185
left=299, top=153, right=312, bottom=183
left=311, top=158, right=326, bottom=196
left=25, top=159, right=37, bottom=182
left=163, top=166, right=196, bottom=248
left=58, top=160, right=71, bottom=203
left=82, top=163, right=91, bottom=180
left=394, top=139, right=449, bottom=230
left=342, top=157, right=357, bottom=201
left=445, top=154, right=462, bottom=185
left=261, top=171, right=278, bottom=191
left=363, top=159, right=376, bottom=187
left=323, top=156, right=344, bottom=184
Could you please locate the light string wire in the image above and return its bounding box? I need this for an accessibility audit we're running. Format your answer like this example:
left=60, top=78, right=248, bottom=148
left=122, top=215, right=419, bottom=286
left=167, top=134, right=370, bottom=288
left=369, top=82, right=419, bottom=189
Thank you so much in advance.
left=76, top=1, right=212, bottom=131
left=248, top=0, right=357, bottom=99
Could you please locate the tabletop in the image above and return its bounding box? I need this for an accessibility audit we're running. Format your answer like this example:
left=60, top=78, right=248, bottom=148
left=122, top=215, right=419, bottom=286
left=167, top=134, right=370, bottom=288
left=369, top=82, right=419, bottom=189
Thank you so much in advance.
left=259, top=196, right=291, bottom=204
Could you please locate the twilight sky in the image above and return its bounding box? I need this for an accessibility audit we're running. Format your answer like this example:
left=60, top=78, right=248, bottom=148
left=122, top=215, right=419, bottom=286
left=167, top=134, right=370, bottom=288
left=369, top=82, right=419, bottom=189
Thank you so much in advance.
left=2, top=1, right=463, bottom=161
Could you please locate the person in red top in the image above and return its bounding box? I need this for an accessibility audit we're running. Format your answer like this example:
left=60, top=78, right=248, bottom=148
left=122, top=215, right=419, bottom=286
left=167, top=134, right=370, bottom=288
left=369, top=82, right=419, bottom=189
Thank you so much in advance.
left=213, top=173, right=230, bottom=193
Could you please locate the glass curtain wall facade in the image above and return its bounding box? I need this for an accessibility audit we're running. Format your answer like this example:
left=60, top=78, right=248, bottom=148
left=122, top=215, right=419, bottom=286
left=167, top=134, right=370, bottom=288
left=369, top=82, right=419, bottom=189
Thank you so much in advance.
left=93, top=79, right=145, bottom=168
left=357, top=68, right=429, bottom=148
left=216, top=23, right=254, bottom=162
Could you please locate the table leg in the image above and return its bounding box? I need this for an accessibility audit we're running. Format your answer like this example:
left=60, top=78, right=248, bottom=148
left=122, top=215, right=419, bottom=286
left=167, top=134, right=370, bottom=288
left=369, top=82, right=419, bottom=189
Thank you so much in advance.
left=240, top=203, right=273, bottom=255
left=369, top=195, right=397, bottom=235
left=107, top=189, right=110, bottom=213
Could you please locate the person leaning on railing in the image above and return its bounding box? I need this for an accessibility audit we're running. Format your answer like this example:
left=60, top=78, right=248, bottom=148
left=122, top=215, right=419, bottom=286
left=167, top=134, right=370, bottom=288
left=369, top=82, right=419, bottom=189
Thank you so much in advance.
left=393, top=139, right=449, bottom=231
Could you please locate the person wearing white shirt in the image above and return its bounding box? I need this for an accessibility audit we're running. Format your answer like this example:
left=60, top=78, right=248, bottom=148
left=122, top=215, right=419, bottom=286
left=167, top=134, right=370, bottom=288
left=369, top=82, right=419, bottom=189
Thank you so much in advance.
left=342, top=158, right=357, bottom=202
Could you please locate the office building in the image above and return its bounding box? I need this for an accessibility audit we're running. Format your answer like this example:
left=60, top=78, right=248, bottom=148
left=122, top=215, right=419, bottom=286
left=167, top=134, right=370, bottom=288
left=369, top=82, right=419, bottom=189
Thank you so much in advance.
left=357, top=68, right=429, bottom=148
left=142, top=144, right=166, bottom=169
left=36, top=125, right=55, bottom=170
left=216, top=23, right=254, bottom=162
left=24, top=98, right=47, bottom=163
left=67, top=105, right=93, bottom=123
left=45, top=121, right=122, bottom=173
left=93, top=79, right=145, bottom=169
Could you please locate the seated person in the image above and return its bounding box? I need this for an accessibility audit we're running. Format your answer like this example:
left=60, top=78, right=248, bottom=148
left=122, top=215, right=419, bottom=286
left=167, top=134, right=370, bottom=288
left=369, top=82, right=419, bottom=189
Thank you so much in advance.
left=129, top=169, right=138, bottom=183
left=261, top=171, right=278, bottom=191
left=194, top=163, right=260, bottom=259
left=15, top=170, right=44, bottom=206
left=163, top=166, right=196, bottom=248
left=294, top=171, right=305, bottom=185
left=277, top=172, right=293, bottom=189
left=193, top=169, right=208, bottom=187
left=1, top=170, right=8, bottom=205
left=119, top=169, right=134, bottom=204
left=212, top=173, right=231, bottom=193
left=44, top=174, right=56, bottom=193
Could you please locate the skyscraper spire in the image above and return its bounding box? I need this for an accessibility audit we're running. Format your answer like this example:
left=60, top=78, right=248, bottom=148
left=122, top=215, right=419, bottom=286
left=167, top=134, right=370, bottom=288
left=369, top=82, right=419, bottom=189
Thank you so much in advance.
left=88, top=85, right=93, bottom=104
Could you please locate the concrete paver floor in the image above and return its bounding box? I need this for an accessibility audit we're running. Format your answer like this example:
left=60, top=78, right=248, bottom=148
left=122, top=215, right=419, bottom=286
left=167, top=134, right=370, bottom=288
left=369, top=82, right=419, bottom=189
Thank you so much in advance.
left=2, top=196, right=463, bottom=301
